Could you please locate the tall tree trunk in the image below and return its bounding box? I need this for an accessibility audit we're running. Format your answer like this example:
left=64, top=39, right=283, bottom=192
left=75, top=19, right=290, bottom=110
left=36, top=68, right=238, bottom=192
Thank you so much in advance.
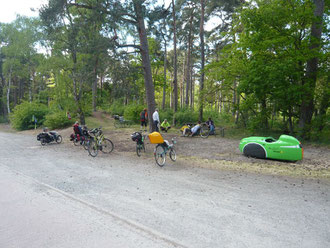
left=299, top=0, right=325, bottom=137
left=235, top=94, right=240, bottom=125
left=181, top=53, right=186, bottom=108
left=190, top=70, right=194, bottom=108
left=162, top=39, right=167, bottom=110
left=92, top=57, right=99, bottom=112
left=6, top=66, right=13, bottom=114
left=134, top=2, right=156, bottom=131
left=172, top=0, right=178, bottom=116
left=199, top=0, right=205, bottom=122
left=186, top=11, right=193, bottom=107
left=232, top=81, right=237, bottom=116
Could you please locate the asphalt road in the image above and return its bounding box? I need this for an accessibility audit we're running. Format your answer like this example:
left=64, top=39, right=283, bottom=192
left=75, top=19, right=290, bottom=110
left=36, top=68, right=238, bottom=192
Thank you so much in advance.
left=0, top=131, right=330, bottom=248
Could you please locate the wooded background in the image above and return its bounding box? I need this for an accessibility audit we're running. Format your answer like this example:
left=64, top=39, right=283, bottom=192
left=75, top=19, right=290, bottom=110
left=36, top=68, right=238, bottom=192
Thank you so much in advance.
left=0, top=0, right=328, bottom=141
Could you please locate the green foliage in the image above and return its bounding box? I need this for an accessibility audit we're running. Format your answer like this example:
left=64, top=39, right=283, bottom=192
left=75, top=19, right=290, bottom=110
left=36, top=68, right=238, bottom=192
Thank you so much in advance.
left=124, top=104, right=144, bottom=123
left=174, top=108, right=199, bottom=126
left=0, top=115, right=8, bottom=123
left=44, top=111, right=74, bottom=130
left=109, top=101, right=126, bottom=116
left=159, top=108, right=174, bottom=123
left=10, top=101, right=49, bottom=130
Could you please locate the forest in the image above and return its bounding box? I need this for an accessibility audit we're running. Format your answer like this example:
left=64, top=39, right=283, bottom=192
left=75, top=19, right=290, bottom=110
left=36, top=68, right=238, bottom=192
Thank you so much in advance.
left=0, top=0, right=328, bottom=142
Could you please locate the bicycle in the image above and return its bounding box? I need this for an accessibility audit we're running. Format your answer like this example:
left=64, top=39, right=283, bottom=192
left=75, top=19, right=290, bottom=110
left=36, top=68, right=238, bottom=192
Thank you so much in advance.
left=154, top=138, right=177, bottom=167
left=88, top=127, right=114, bottom=157
left=72, top=130, right=92, bottom=150
left=131, top=131, right=146, bottom=157
left=113, top=115, right=133, bottom=128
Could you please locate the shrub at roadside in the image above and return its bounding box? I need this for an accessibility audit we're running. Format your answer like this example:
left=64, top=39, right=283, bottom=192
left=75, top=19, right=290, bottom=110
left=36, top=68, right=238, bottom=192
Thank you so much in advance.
left=109, top=101, right=126, bottom=116
left=174, top=109, right=199, bottom=126
left=10, top=101, right=49, bottom=130
left=44, top=111, right=74, bottom=129
left=124, top=104, right=144, bottom=123
left=159, top=108, right=174, bottom=124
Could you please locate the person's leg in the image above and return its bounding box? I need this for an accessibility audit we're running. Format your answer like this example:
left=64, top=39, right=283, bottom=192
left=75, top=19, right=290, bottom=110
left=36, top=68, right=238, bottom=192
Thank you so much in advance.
left=160, top=126, right=165, bottom=132
left=156, top=121, right=159, bottom=132
left=210, top=125, right=215, bottom=134
left=144, top=121, right=147, bottom=131
left=154, top=121, right=159, bottom=132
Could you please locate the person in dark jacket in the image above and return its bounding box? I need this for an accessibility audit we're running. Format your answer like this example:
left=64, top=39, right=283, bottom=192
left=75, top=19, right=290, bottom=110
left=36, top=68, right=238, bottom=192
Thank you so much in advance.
left=140, top=108, right=148, bottom=131
left=206, top=117, right=215, bottom=134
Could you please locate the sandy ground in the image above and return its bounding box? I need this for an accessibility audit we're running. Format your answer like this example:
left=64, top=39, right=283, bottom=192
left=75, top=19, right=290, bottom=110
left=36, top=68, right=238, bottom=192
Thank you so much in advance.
left=1, top=131, right=330, bottom=247
left=2, top=112, right=329, bottom=179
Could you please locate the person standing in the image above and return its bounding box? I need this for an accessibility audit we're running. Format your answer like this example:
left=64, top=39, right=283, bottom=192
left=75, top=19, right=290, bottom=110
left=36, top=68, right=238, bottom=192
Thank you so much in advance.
left=140, top=108, right=148, bottom=131
left=152, top=108, right=160, bottom=132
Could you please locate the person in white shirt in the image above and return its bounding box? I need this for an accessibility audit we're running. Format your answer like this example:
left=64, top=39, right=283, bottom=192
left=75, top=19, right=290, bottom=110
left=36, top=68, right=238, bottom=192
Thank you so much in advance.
left=191, top=121, right=201, bottom=136
left=183, top=121, right=201, bottom=136
left=152, top=108, right=160, bottom=132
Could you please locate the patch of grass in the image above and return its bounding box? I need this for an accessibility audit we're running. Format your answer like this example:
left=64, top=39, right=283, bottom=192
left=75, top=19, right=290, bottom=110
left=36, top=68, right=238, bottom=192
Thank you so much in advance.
left=182, top=156, right=330, bottom=180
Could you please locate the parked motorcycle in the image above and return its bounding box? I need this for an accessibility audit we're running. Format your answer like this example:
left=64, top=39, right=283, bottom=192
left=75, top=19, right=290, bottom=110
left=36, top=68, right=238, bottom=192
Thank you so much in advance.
left=37, top=130, right=62, bottom=146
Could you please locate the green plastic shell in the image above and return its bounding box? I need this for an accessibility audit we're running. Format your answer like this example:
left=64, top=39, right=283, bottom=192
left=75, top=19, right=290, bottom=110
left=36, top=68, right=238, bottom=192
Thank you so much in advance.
left=239, top=135, right=303, bottom=161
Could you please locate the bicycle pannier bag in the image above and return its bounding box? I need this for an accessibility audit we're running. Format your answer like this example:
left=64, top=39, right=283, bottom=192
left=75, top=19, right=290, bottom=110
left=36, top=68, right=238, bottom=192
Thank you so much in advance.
left=148, top=132, right=164, bottom=144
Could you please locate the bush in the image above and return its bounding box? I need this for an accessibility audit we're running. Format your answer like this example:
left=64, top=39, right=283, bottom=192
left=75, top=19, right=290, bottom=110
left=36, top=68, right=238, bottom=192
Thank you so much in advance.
left=124, top=104, right=144, bottom=123
left=174, top=108, right=199, bottom=126
left=0, top=115, right=8, bottom=123
left=109, top=101, right=126, bottom=116
left=44, top=111, right=74, bottom=129
left=10, top=101, right=49, bottom=130
left=159, top=108, right=174, bottom=124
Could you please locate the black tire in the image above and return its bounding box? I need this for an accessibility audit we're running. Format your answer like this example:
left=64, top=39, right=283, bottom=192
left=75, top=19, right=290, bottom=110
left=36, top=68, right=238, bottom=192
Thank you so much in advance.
left=73, top=137, right=80, bottom=146
left=41, top=139, right=46, bottom=146
left=100, top=138, right=114, bottom=154
left=88, top=139, right=98, bottom=157
left=83, top=139, right=90, bottom=150
left=169, top=148, right=176, bottom=161
left=136, top=143, right=142, bottom=157
left=200, top=126, right=209, bottom=138
left=56, top=135, right=62, bottom=144
left=154, top=145, right=166, bottom=167
left=243, top=143, right=266, bottom=159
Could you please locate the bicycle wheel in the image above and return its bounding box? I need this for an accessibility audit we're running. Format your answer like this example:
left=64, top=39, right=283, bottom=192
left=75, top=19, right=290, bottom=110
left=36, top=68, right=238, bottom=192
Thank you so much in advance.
left=101, top=138, right=114, bottom=154
left=56, top=135, right=62, bottom=144
left=73, top=137, right=80, bottom=146
left=200, top=126, right=209, bottom=138
left=83, top=138, right=90, bottom=150
left=136, top=143, right=142, bottom=157
left=88, top=139, right=98, bottom=157
left=154, top=145, right=166, bottom=167
left=169, top=148, right=176, bottom=161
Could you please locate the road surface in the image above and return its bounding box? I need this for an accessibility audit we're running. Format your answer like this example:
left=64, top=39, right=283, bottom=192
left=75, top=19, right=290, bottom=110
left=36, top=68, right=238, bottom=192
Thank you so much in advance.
left=0, top=132, right=329, bottom=248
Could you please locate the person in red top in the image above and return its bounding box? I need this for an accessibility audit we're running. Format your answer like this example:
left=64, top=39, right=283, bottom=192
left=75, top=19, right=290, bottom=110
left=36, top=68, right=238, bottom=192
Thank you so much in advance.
left=140, top=108, right=148, bottom=131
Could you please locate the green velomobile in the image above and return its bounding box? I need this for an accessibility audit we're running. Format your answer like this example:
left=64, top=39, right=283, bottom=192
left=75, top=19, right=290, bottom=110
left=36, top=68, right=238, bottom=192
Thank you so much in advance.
left=239, top=135, right=303, bottom=161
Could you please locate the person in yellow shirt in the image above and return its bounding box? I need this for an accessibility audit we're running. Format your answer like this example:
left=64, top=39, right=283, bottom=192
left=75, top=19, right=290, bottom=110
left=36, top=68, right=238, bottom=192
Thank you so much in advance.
left=160, top=119, right=171, bottom=132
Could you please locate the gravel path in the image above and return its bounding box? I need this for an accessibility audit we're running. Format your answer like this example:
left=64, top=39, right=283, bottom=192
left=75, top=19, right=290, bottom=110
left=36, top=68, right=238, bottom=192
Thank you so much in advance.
left=1, top=131, right=330, bottom=247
